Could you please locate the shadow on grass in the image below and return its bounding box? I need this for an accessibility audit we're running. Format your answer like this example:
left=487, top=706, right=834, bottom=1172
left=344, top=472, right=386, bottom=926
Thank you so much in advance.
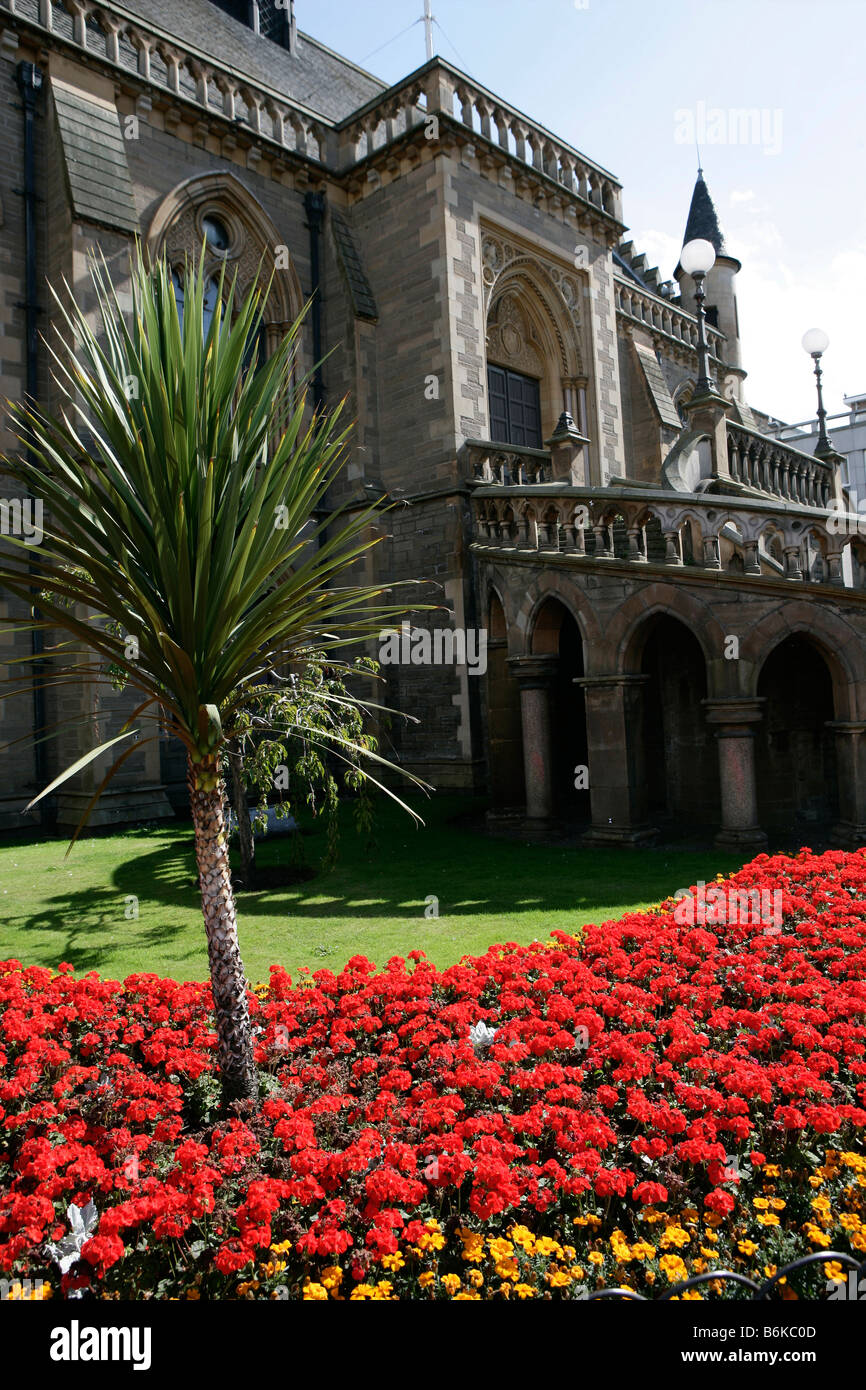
left=1, top=796, right=750, bottom=974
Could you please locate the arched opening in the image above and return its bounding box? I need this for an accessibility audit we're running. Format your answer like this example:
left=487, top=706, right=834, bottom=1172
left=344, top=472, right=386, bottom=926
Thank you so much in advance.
left=530, top=597, right=588, bottom=819
left=485, top=593, right=523, bottom=807
left=755, top=635, right=838, bottom=833
left=638, top=615, right=718, bottom=831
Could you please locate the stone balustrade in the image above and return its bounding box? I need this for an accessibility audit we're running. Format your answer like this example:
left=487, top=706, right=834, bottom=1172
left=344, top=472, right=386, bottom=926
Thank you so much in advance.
left=3, top=1, right=624, bottom=215
left=344, top=60, right=622, bottom=218
left=3, top=0, right=329, bottom=160
left=615, top=277, right=725, bottom=359
left=465, top=440, right=552, bottom=486
left=470, top=480, right=866, bottom=589
left=726, top=422, right=833, bottom=509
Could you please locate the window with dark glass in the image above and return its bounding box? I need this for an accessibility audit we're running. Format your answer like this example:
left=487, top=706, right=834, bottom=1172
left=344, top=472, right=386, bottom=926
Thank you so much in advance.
left=487, top=365, right=542, bottom=448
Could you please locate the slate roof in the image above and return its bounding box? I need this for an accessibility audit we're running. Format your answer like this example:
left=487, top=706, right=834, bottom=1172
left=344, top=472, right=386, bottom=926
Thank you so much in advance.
left=681, top=172, right=726, bottom=255
left=50, top=78, right=140, bottom=234
left=114, top=0, right=387, bottom=121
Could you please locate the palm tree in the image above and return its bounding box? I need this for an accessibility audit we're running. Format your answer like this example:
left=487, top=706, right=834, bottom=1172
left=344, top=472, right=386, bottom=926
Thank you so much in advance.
left=0, top=250, right=421, bottom=1104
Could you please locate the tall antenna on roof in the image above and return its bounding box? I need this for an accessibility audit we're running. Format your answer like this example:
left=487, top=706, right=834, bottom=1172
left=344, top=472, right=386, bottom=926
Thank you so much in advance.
left=424, top=0, right=434, bottom=59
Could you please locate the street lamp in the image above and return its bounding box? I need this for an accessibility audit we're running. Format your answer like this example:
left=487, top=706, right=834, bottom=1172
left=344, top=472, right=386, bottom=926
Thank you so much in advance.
left=801, top=327, right=835, bottom=461
left=681, top=238, right=718, bottom=397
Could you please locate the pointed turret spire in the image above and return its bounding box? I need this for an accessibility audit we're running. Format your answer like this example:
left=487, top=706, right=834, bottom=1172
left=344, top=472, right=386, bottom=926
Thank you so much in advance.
left=682, top=169, right=726, bottom=255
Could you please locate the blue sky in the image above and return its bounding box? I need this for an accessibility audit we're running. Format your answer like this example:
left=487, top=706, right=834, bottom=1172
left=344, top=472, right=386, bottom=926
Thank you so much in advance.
left=301, top=0, right=865, bottom=424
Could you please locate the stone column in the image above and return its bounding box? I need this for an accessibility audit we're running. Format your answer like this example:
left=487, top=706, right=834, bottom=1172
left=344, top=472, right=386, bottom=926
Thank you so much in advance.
left=577, top=675, right=656, bottom=845
left=828, top=722, right=866, bottom=846
left=508, top=655, right=558, bottom=820
left=703, top=697, right=768, bottom=850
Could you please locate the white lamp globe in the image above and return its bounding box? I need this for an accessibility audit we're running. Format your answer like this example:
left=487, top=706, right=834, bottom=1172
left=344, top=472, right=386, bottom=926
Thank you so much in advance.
left=680, top=238, right=716, bottom=276
left=801, top=327, right=829, bottom=356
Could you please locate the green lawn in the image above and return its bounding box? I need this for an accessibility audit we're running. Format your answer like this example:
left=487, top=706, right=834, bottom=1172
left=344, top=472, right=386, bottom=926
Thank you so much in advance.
left=0, top=797, right=747, bottom=984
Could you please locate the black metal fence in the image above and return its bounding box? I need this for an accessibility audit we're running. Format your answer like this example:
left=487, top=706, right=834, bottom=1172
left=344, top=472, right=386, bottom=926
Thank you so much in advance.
left=586, top=1250, right=866, bottom=1300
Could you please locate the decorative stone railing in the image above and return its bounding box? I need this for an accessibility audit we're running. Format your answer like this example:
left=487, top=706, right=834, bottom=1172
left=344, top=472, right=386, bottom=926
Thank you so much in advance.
left=3, top=0, right=332, bottom=160
left=726, top=423, right=833, bottom=509
left=465, top=440, right=553, bottom=486
left=339, top=60, right=623, bottom=220
left=615, top=278, right=725, bottom=359
left=2, top=1, right=624, bottom=217
left=469, top=481, right=866, bottom=589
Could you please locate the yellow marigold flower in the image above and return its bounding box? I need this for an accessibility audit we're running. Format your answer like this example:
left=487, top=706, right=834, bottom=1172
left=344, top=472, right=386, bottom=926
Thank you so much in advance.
left=547, top=1270, right=573, bottom=1288
left=808, top=1176, right=824, bottom=1189
left=321, top=1266, right=343, bottom=1289
left=495, top=1257, right=519, bottom=1281
left=510, top=1224, right=535, bottom=1252
left=376, top=1281, right=395, bottom=1299
left=769, top=1197, right=786, bottom=1212
left=588, top=1251, right=605, bottom=1266
left=806, top=1226, right=830, bottom=1247
left=534, top=1237, right=563, bottom=1258
left=418, top=1272, right=435, bottom=1288
left=380, top=1252, right=405, bottom=1272
left=488, top=1237, right=514, bottom=1260
left=467, top=1269, right=484, bottom=1288
left=459, top=1232, right=485, bottom=1263
left=756, top=1213, right=780, bottom=1227
left=514, top=1283, right=536, bottom=1299
left=850, top=1232, right=866, bottom=1252
left=659, top=1254, right=688, bottom=1283
left=270, top=1240, right=292, bottom=1254
left=425, top=1218, right=442, bottom=1231
left=839, top=1214, right=861, bottom=1232
left=660, top=1225, right=690, bottom=1250
left=441, top=1274, right=461, bottom=1296
left=763, top=1165, right=781, bottom=1178
left=702, top=1230, right=718, bottom=1244
left=418, top=1232, right=446, bottom=1252
left=304, top=1282, right=329, bottom=1301
left=752, top=1197, right=770, bottom=1210
left=678, top=1289, right=704, bottom=1300
left=699, top=1247, right=718, bottom=1260
left=738, top=1240, right=758, bottom=1256
left=824, top=1262, right=845, bottom=1283
left=349, top=1284, right=377, bottom=1301
left=562, top=1245, right=577, bottom=1261
left=453, top=1291, right=481, bottom=1300
left=630, top=1242, right=656, bottom=1261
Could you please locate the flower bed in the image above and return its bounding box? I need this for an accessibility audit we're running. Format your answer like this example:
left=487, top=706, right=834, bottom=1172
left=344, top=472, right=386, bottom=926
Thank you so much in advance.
left=1, top=847, right=865, bottom=1301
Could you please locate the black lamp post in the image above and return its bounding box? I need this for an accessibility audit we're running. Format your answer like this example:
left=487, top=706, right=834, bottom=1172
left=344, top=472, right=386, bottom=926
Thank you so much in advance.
left=801, top=328, right=837, bottom=462
left=681, top=237, right=719, bottom=398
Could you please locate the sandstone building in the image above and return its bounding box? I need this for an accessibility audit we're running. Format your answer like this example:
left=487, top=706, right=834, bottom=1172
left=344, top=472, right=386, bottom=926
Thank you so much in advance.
left=1, top=0, right=865, bottom=849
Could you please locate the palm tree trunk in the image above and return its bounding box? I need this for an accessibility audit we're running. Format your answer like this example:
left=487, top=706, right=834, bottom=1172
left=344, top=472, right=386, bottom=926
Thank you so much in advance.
left=188, top=760, right=258, bottom=1104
